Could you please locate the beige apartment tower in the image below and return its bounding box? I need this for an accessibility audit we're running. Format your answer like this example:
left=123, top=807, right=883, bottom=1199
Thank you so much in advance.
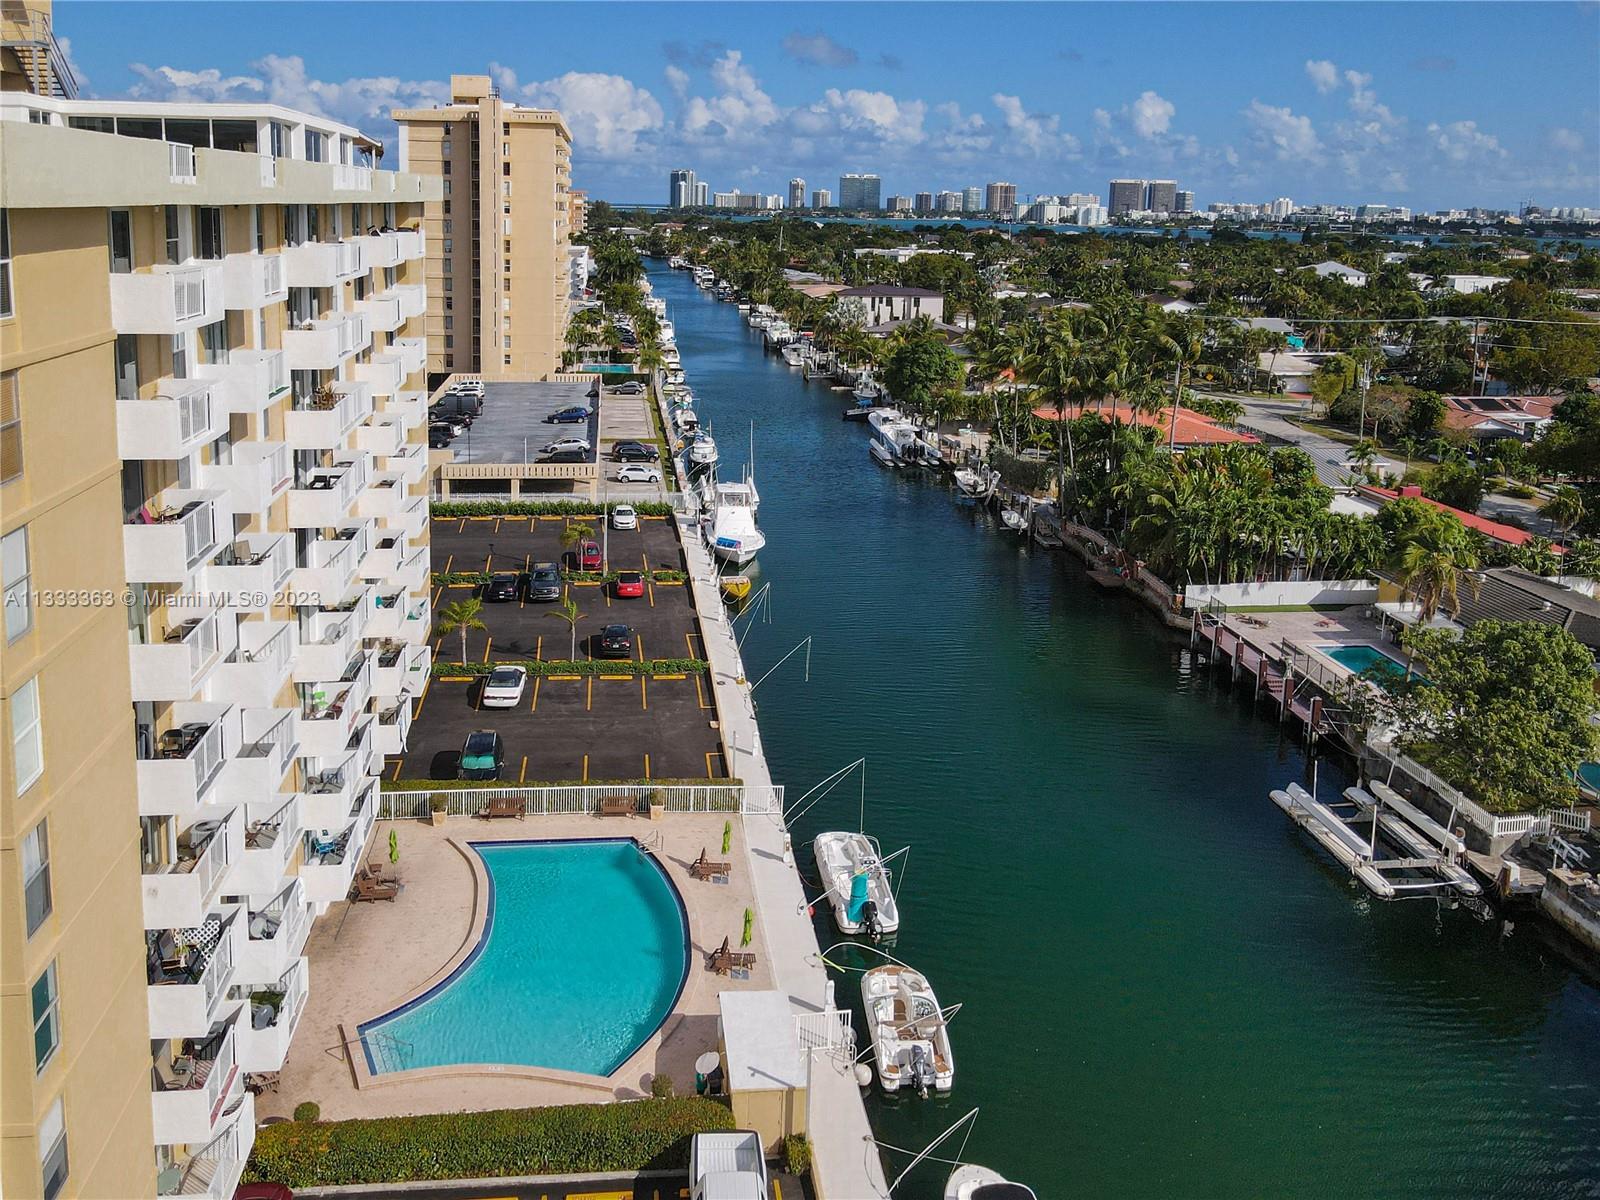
left=0, top=50, right=437, bottom=1200
left=394, top=75, right=572, bottom=383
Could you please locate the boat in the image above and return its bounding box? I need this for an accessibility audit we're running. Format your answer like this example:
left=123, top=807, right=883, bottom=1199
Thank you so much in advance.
left=674, top=409, right=699, bottom=432
left=716, top=282, right=735, bottom=300
left=658, top=319, right=675, bottom=342
left=953, top=468, right=996, bottom=499
left=687, top=433, right=719, bottom=468
left=703, top=478, right=764, bottom=565
left=668, top=255, right=688, bottom=270
left=720, top=574, right=752, bottom=601
left=999, top=507, right=1027, bottom=532
left=861, top=965, right=954, bottom=1095
left=781, top=343, right=806, bottom=368
left=867, top=408, right=919, bottom=468
left=764, top=322, right=796, bottom=348
left=812, top=831, right=900, bottom=939
left=853, top=377, right=881, bottom=403
left=842, top=404, right=873, bottom=422
left=944, top=1166, right=1038, bottom=1200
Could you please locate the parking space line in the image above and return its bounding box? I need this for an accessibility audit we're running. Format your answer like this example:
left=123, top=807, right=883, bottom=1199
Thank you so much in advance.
left=684, top=632, right=696, bottom=657
left=530, top=677, right=541, bottom=710
left=493, top=516, right=502, bottom=534
left=640, top=675, right=647, bottom=709
left=390, top=758, right=403, bottom=781
left=583, top=754, right=589, bottom=782
left=694, top=673, right=713, bottom=709
left=644, top=753, right=651, bottom=778
left=484, top=553, right=493, bottom=573
left=704, top=750, right=719, bottom=779
left=482, top=636, right=492, bottom=663
left=443, top=553, right=453, bottom=574
left=535, top=635, right=542, bottom=661
left=637, top=633, right=645, bottom=662
left=586, top=676, right=593, bottom=711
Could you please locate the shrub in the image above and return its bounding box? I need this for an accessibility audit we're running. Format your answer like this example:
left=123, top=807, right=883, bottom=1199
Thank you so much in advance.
left=431, top=658, right=708, bottom=678
left=292, top=1102, right=321, bottom=1123
left=244, top=1098, right=734, bottom=1186
left=780, top=1133, right=812, bottom=1176
left=428, top=794, right=448, bottom=813
left=649, top=1074, right=675, bottom=1098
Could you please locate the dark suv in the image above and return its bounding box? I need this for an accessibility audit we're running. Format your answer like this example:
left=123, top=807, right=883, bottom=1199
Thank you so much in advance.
left=482, top=573, right=519, bottom=602
left=612, top=441, right=659, bottom=462
left=595, top=624, right=635, bottom=659
left=521, top=562, right=561, bottom=602
left=458, top=730, right=504, bottom=780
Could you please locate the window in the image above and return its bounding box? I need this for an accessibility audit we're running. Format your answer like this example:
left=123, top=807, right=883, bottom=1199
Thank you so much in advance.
left=442, top=258, right=452, bottom=274
left=443, top=200, right=451, bottom=216
left=441, top=159, right=451, bottom=176
left=197, top=207, right=224, bottom=260
left=4, top=526, right=30, bottom=642
left=164, top=206, right=187, bottom=264
left=444, top=297, right=452, bottom=311
left=108, top=211, right=133, bottom=274
left=502, top=162, right=510, bottom=176
left=28, top=108, right=48, bottom=125
left=38, top=1096, right=67, bottom=1200
left=0, top=210, right=12, bottom=317
left=504, top=355, right=511, bottom=366
left=305, top=129, right=325, bottom=163
left=21, top=815, right=51, bottom=933
left=170, top=333, right=188, bottom=381
left=31, top=961, right=59, bottom=1073
left=443, top=316, right=453, bottom=331
left=444, top=335, right=453, bottom=349
left=443, top=219, right=452, bottom=235
left=442, top=239, right=452, bottom=254
left=1, top=370, right=19, bottom=484
left=443, top=278, right=452, bottom=293
left=441, top=140, right=451, bottom=157
left=198, top=320, right=227, bottom=366
left=442, top=180, right=452, bottom=197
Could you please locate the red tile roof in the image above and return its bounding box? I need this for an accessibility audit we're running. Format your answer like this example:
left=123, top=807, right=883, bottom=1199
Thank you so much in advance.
left=1030, top=401, right=1259, bottom=446
left=1358, top=484, right=1565, bottom=551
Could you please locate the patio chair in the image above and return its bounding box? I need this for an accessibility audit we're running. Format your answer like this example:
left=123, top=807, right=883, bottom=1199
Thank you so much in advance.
left=350, top=874, right=400, bottom=903
left=153, top=1056, right=194, bottom=1091
left=690, top=849, right=731, bottom=881
left=705, top=936, right=734, bottom=975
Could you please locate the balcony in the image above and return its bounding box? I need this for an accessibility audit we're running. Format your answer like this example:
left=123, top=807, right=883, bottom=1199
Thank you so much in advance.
left=353, top=353, right=404, bottom=397
left=333, top=163, right=373, bottom=192
left=137, top=703, right=236, bottom=818
left=286, top=455, right=369, bottom=530
left=197, top=532, right=294, bottom=613
left=381, top=389, right=426, bottom=426
left=352, top=413, right=405, bottom=460
left=195, top=349, right=289, bottom=419
left=386, top=440, right=429, bottom=487
left=392, top=337, right=427, bottom=378
left=373, top=699, right=413, bottom=755
left=219, top=709, right=299, bottom=800
left=354, top=292, right=403, bottom=333
left=353, top=231, right=402, bottom=270
left=149, top=1016, right=244, bottom=1146
left=282, top=311, right=369, bottom=371
left=206, top=620, right=295, bottom=710
left=125, top=489, right=229, bottom=585
left=296, top=655, right=373, bottom=759
left=294, top=592, right=372, bottom=683
left=142, top=807, right=243, bottom=931
left=236, top=879, right=312, bottom=984
left=393, top=227, right=425, bottom=261
left=220, top=252, right=287, bottom=310
left=299, top=750, right=363, bottom=829
left=117, top=378, right=222, bottom=461
left=289, top=524, right=369, bottom=603
left=226, top=794, right=303, bottom=899
left=364, top=587, right=407, bottom=638
left=147, top=910, right=241, bottom=1039
left=284, top=381, right=373, bottom=450
left=392, top=283, right=426, bottom=320
left=157, top=1095, right=253, bottom=1200
left=399, top=592, right=431, bottom=646
left=236, top=956, right=309, bottom=1073
left=357, top=533, right=401, bottom=584
left=110, top=261, right=224, bottom=335
left=282, top=239, right=364, bottom=289
left=370, top=640, right=429, bottom=698
left=197, top=442, right=292, bottom=517
left=129, top=605, right=236, bottom=703
left=300, top=784, right=378, bottom=905
left=356, top=471, right=409, bottom=520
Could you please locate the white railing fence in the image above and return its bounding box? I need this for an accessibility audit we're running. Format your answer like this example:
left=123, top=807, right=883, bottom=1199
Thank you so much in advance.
left=168, top=141, right=197, bottom=182
left=379, top=783, right=783, bottom=819
left=795, top=1008, right=856, bottom=1056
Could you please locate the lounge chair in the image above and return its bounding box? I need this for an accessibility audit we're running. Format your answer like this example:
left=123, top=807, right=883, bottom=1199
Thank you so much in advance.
left=153, top=1057, right=194, bottom=1091
left=244, top=1071, right=280, bottom=1095
left=350, top=874, right=400, bottom=902
left=690, top=849, right=731, bottom=881
left=705, top=936, right=755, bottom=975
left=480, top=795, right=525, bottom=820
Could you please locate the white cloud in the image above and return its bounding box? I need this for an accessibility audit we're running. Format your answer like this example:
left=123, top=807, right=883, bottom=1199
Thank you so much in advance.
left=519, top=72, right=663, bottom=160
left=129, top=63, right=264, bottom=102
left=808, top=88, right=926, bottom=145
left=1127, top=90, right=1175, bottom=139
left=1305, top=59, right=1340, bottom=94
left=682, top=50, right=780, bottom=140
left=781, top=31, right=858, bottom=68
left=664, top=64, right=690, bottom=102
left=1243, top=99, right=1322, bottom=162
left=1427, top=119, right=1505, bottom=163
left=1550, top=127, right=1585, bottom=153
left=1342, top=69, right=1397, bottom=127
left=131, top=55, right=448, bottom=128
left=992, top=92, right=1079, bottom=156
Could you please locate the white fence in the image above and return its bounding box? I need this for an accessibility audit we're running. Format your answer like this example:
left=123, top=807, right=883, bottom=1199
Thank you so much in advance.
left=379, top=783, right=783, bottom=820
left=795, top=1008, right=856, bottom=1056
left=1184, top=578, right=1379, bottom=610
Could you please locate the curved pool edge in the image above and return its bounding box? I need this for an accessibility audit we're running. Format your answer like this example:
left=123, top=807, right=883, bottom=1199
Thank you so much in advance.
left=347, top=835, right=692, bottom=1093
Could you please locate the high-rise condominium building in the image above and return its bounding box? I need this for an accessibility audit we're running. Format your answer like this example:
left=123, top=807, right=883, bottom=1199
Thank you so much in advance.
left=1268, top=197, right=1295, bottom=219
left=788, top=178, right=806, bottom=209
left=811, top=188, right=831, bottom=209
left=984, top=182, right=1017, bottom=215
left=1108, top=179, right=1145, bottom=216
left=569, top=188, right=588, bottom=233
left=694, top=180, right=709, bottom=207
left=838, top=173, right=881, bottom=211
left=936, top=191, right=963, bottom=213
left=1174, top=189, right=1194, bottom=215
left=963, top=186, right=983, bottom=213
left=913, top=192, right=934, bottom=214
left=667, top=168, right=697, bottom=209
left=1145, top=180, right=1177, bottom=214
left=0, top=25, right=436, bottom=1200
left=394, top=75, right=572, bottom=383
left=885, top=195, right=912, bottom=213
left=1065, top=192, right=1099, bottom=210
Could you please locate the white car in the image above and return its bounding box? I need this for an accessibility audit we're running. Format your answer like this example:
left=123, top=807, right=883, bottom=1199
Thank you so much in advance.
left=611, top=504, right=638, bottom=530
left=542, top=437, right=591, bottom=455
left=450, top=380, right=485, bottom=397
left=480, top=665, right=527, bottom=709
left=616, top=463, right=662, bottom=484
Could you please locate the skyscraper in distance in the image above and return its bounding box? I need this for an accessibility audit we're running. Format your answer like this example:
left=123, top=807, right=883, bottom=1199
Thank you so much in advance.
left=812, top=188, right=832, bottom=209
left=914, top=191, right=934, bottom=214
left=839, top=173, right=881, bottom=211
left=668, top=168, right=696, bottom=209
left=788, top=178, right=806, bottom=209
left=985, top=181, right=1017, bottom=215
left=694, top=180, right=709, bottom=207
left=1145, top=180, right=1177, bottom=214
left=1174, top=190, right=1194, bottom=214
left=1108, top=179, right=1145, bottom=216
left=963, top=186, right=983, bottom=212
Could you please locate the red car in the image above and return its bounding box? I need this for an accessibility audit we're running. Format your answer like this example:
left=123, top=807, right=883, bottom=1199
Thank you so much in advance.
left=579, top=539, right=603, bottom=570
left=614, top=570, right=645, bottom=598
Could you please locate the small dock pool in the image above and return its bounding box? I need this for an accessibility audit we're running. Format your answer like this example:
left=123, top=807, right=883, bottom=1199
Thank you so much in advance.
left=358, top=839, right=689, bottom=1078
left=1318, top=642, right=1417, bottom=684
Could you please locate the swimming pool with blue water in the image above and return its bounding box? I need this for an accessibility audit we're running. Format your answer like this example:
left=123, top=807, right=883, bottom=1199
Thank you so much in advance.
left=358, top=839, right=689, bottom=1077
left=1320, top=642, right=1416, bottom=683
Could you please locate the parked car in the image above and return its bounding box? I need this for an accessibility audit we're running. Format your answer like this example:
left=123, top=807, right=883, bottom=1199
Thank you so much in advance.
left=689, top=1131, right=767, bottom=1200
left=545, top=405, right=591, bottom=424
left=458, top=730, right=504, bottom=780
left=579, top=539, right=603, bottom=570
left=430, top=414, right=467, bottom=436
left=614, top=570, right=645, bottom=599
left=542, top=437, right=591, bottom=455
left=482, top=573, right=519, bottom=602
left=450, top=379, right=485, bottom=396
left=612, top=441, right=659, bottom=462
left=595, top=623, right=635, bottom=658
left=610, top=380, right=647, bottom=395
left=428, top=425, right=455, bottom=449
left=521, top=562, right=561, bottom=601
left=480, top=665, right=528, bottom=709
left=616, top=463, right=662, bottom=484
left=611, top=504, right=638, bottom=530
left=234, top=1186, right=294, bottom=1200
left=541, top=448, right=588, bottom=464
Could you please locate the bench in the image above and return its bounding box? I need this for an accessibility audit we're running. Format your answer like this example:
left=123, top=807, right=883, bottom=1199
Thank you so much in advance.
left=598, top=796, right=636, bottom=817
left=479, top=795, right=525, bottom=820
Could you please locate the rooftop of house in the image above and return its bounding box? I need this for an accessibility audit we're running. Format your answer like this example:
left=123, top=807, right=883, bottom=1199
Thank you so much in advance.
left=1358, top=483, right=1565, bottom=551
left=1030, top=400, right=1260, bottom=446
left=838, top=284, right=944, bottom=299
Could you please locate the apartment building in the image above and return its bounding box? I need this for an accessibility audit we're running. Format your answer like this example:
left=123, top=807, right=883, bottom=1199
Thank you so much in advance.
left=0, top=82, right=436, bottom=1200
left=394, top=76, right=572, bottom=385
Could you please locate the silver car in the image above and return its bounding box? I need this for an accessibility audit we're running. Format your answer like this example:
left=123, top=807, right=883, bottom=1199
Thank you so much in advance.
left=480, top=665, right=527, bottom=709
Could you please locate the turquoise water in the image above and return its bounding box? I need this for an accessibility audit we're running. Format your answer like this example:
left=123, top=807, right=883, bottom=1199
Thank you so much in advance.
left=359, top=839, right=687, bottom=1077
left=1321, top=643, right=1413, bottom=681
left=650, top=263, right=1600, bottom=1199
left=1580, top=763, right=1600, bottom=797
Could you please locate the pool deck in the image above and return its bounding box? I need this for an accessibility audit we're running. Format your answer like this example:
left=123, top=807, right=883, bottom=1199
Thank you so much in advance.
left=259, top=814, right=773, bottom=1120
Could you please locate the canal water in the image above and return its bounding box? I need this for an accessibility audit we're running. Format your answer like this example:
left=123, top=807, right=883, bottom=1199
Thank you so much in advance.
left=649, top=264, right=1600, bottom=1199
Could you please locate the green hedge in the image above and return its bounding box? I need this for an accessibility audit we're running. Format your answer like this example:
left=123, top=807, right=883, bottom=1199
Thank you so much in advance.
left=382, top=776, right=743, bottom=791
left=244, top=1098, right=734, bottom=1187
left=432, top=657, right=708, bottom=678
left=432, top=500, right=676, bottom=517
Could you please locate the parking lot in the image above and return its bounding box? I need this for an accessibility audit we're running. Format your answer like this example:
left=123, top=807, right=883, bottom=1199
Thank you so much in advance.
left=388, top=512, right=727, bottom=784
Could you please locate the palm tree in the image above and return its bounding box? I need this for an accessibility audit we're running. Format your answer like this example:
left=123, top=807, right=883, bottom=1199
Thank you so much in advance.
left=545, top=596, right=583, bottom=660
left=1387, top=523, right=1479, bottom=623
left=1022, top=310, right=1094, bottom=509
left=1158, top=313, right=1206, bottom=451
left=559, top=521, right=595, bottom=562
left=436, top=597, right=486, bottom=666
left=1541, top=486, right=1586, bottom=539
left=1346, top=438, right=1381, bottom=480
left=635, top=338, right=666, bottom=378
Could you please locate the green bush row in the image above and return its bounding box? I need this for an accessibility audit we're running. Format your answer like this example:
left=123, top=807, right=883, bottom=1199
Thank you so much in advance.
left=381, top=776, right=744, bottom=791
left=243, top=1097, right=735, bottom=1187
left=431, top=657, right=708, bottom=677
left=432, top=500, right=676, bottom=517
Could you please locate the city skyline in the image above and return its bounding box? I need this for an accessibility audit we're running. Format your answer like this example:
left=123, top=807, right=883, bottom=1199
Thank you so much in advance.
left=65, top=2, right=1600, bottom=210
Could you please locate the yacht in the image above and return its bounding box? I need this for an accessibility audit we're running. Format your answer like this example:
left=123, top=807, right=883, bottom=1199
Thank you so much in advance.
left=781, top=343, right=806, bottom=368
left=687, top=432, right=719, bottom=469
left=674, top=409, right=699, bottom=434
left=693, top=267, right=714, bottom=289
left=658, top=319, right=675, bottom=343
left=867, top=408, right=919, bottom=468
left=703, top=476, right=765, bottom=565
left=813, top=831, right=900, bottom=940
left=764, top=321, right=796, bottom=348
left=861, top=965, right=954, bottom=1096
left=716, top=281, right=735, bottom=300
left=668, top=255, right=688, bottom=270
left=954, top=468, right=996, bottom=499
left=945, top=1167, right=1038, bottom=1200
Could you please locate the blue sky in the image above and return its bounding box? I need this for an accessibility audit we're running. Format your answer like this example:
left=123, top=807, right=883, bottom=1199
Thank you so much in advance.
left=63, top=1, right=1600, bottom=210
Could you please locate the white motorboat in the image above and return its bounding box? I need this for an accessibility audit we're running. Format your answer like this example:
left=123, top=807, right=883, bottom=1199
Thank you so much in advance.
left=668, top=256, right=688, bottom=270
left=674, top=409, right=699, bottom=432
left=944, top=1166, right=1038, bottom=1200
left=666, top=369, right=686, bottom=385
left=999, top=506, right=1027, bottom=532
left=781, top=343, right=806, bottom=368
left=703, top=479, right=765, bottom=565
left=861, top=965, right=954, bottom=1096
left=953, top=468, right=996, bottom=499
left=764, top=322, right=796, bottom=347
left=853, top=377, right=881, bottom=403
left=688, top=433, right=719, bottom=468
left=812, top=831, right=899, bottom=939
left=658, top=319, right=675, bottom=342
left=867, top=408, right=919, bottom=468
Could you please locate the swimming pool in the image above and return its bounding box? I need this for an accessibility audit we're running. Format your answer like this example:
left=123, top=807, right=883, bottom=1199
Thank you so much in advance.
left=358, top=839, right=688, bottom=1078
left=1580, top=762, right=1600, bottom=799
left=1319, top=643, right=1415, bottom=683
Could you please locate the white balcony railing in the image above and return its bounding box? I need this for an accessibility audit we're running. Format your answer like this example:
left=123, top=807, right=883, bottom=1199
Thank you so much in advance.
left=333, top=163, right=373, bottom=191
left=237, top=879, right=312, bottom=984
left=219, top=709, right=299, bottom=798
left=220, top=252, right=287, bottom=310
left=386, top=440, right=428, bottom=487
left=129, top=605, right=235, bottom=703
left=393, top=227, right=424, bottom=261
left=294, top=603, right=369, bottom=683
left=381, top=389, right=426, bottom=427
left=165, top=1096, right=253, bottom=1200
left=300, top=784, right=377, bottom=905
left=197, top=442, right=292, bottom=517
left=354, top=293, right=403, bottom=333
left=149, top=1017, right=242, bottom=1146
left=259, top=153, right=278, bottom=188
left=237, top=956, right=309, bottom=1073
left=117, top=377, right=221, bottom=461
left=282, top=239, right=365, bottom=289
left=391, top=336, right=427, bottom=378
left=353, top=415, right=404, bottom=459
left=284, top=381, right=373, bottom=450
left=286, top=455, right=369, bottom=530
left=373, top=699, right=413, bottom=755
left=141, top=807, right=242, bottom=931
left=392, top=283, right=426, bottom=320
left=136, top=703, right=236, bottom=818
left=207, top=619, right=296, bottom=711
left=125, top=489, right=229, bottom=584
left=282, top=311, right=369, bottom=371
left=168, top=141, right=197, bottom=183
left=289, top=523, right=370, bottom=603
left=227, top=793, right=303, bottom=899
left=195, top=349, right=288, bottom=418
left=356, top=471, right=407, bottom=519
left=110, top=262, right=223, bottom=335
left=353, top=353, right=404, bottom=397
left=147, top=909, right=240, bottom=1039
left=353, top=232, right=402, bottom=271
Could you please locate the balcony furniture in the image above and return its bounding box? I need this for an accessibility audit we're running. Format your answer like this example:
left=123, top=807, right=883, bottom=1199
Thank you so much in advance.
left=705, top=936, right=757, bottom=976
left=158, top=722, right=210, bottom=759
left=247, top=911, right=280, bottom=940
left=690, top=849, right=731, bottom=881
left=153, top=1056, right=196, bottom=1091
left=350, top=874, right=400, bottom=902
left=244, top=1071, right=280, bottom=1095
left=479, top=795, right=525, bottom=821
